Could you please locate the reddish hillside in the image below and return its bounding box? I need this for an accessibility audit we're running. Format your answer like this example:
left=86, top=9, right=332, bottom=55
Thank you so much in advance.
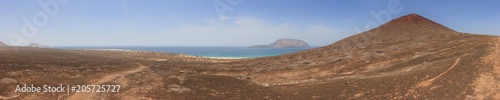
left=209, top=14, right=500, bottom=99
left=1, top=14, right=498, bottom=99
left=332, top=14, right=460, bottom=49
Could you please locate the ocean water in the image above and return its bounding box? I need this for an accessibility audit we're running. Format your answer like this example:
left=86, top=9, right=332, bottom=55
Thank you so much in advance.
left=55, top=46, right=317, bottom=58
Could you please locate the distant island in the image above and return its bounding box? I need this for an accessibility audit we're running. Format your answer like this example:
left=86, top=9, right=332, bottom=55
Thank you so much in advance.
left=28, top=43, right=49, bottom=48
left=249, top=38, right=309, bottom=48
left=0, top=42, right=50, bottom=48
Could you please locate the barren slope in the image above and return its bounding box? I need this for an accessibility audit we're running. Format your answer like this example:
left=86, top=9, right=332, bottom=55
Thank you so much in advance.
left=203, top=14, right=500, bottom=99
left=0, top=14, right=499, bottom=99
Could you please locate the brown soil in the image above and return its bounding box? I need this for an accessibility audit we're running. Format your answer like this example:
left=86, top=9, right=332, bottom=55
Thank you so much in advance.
left=0, top=14, right=499, bottom=99
left=67, top=63, right=146, bottom=100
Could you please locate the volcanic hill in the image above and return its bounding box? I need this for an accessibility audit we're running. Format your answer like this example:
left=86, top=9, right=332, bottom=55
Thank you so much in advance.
left=0, top=14, right=498, bottom=99
left=211, top=14, right=500, bottom=99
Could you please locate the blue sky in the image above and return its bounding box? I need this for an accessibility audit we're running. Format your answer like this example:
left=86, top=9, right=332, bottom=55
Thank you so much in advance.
left=0, top=0, right=499, bottom=46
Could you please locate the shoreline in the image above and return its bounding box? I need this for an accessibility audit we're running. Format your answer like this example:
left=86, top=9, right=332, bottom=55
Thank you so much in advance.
left=57, top=48, right=302, bottom=59
left=73, top=49, right=253, bottom=59
left=79, top=49, right=256, bottom=59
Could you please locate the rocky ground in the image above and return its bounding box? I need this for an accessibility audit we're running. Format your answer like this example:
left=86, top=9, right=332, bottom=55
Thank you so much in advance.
left=1, top=14, right=499, bottom=99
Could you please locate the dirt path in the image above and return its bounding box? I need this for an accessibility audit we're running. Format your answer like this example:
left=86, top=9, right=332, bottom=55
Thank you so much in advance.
left=415, top=58, right=461, bottom=88
left=493, top=37, right=500, bottom=76
left=0, top=95, right=19, bottom=100
left=468, top=37, right=500, bottom=99
left=405, top=58, right=461, bottom=96
left=67, top=63, right=147, bottom=100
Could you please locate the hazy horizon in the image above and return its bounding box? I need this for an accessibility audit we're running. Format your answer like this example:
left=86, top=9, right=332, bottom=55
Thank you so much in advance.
left=1, top=0, right=499, bottom=46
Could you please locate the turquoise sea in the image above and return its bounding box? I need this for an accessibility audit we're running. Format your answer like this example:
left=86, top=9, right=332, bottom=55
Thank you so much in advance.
left=56, top=46, right=317, bottom=58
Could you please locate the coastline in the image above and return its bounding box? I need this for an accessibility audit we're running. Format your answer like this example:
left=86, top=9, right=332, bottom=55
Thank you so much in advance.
left=86, top=49, right=249, bottom=59
left=54, top=46, right=316, bottom=59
